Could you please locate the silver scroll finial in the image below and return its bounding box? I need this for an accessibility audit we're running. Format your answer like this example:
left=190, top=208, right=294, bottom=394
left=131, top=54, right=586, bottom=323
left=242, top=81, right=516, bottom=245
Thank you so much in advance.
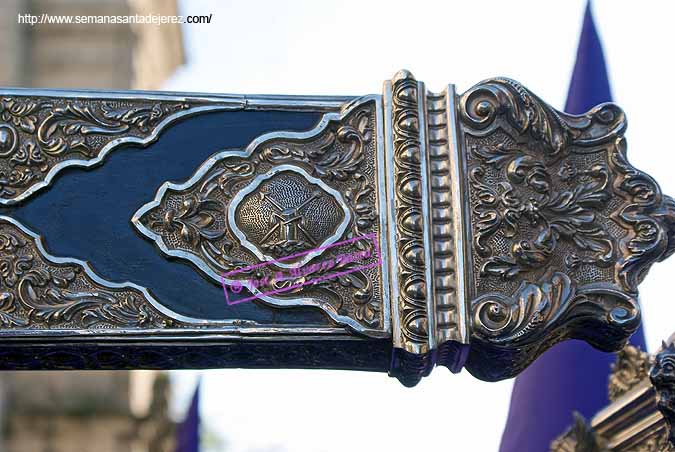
left=458, top=77, right=675, bottom=382
left=383, top=71, right=675, bottom=385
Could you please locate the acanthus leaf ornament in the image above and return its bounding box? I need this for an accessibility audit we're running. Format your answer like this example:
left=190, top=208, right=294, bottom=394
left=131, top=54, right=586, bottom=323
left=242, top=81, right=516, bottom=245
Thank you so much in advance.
left=608, top=344, right=651, bottom=401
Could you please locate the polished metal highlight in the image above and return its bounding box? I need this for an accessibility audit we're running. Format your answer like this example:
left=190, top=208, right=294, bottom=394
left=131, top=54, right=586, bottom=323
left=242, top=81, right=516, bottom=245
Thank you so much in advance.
left=383, top=71, right=471, bottom=385
left=384, top=70, right=434, bottom=355
left=0, top=72, right=671, bottom=387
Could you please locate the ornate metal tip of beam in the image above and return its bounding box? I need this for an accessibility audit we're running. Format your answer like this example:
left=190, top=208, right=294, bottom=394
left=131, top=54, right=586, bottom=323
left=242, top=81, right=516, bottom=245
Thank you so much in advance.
left=383, top=72, right=675, bottom=385
left=456, top=77, right=675, bottom=382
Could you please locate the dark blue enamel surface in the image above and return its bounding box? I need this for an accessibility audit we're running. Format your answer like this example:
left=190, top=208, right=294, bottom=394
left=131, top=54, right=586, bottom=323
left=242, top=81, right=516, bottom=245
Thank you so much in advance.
left=5, top=110, right=331, bottom=324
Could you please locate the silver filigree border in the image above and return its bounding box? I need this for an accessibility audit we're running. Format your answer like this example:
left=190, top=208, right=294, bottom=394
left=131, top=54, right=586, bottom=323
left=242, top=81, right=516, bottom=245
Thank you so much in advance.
left=0, top=215, right=359, bottom=339
left=0, top=88, right=354, bottom=205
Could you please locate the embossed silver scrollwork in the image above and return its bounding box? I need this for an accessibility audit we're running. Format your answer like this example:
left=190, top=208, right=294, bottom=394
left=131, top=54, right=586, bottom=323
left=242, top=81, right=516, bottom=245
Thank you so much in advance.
left=459, top=78, right=675, bottom=381
left=0, top=96, right=208, bottom=203
left=0, top=90, right=352, bottom=205
left=133, top=96, right=389, bottom=336
left=0, top=216, right=362, bottom=336
left=0, top=216, right=178, bottom=330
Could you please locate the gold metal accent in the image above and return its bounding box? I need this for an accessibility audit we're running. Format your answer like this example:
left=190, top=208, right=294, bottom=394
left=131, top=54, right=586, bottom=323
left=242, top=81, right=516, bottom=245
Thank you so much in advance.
left=609, top=345, right=652, bottom=402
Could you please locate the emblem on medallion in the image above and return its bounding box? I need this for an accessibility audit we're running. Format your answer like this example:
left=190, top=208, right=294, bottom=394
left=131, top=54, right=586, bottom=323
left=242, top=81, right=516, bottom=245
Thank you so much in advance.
left=229, top=165, right=350, bottom=267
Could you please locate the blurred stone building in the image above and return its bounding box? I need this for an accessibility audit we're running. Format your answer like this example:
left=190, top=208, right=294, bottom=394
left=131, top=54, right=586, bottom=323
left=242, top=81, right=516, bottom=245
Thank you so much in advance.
left=0, top=0, right=185, bottom=451
left=0, top=0, right=183, bottom=90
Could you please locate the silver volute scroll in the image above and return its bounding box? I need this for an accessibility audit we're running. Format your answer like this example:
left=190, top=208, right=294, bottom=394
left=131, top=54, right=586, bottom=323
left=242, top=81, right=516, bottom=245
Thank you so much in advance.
left=0, top=72, right=671, bottom=387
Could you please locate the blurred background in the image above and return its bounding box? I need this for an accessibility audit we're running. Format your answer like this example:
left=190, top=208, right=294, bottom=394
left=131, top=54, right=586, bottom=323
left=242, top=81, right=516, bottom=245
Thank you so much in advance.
left=0, top=0, right=673, bottom=451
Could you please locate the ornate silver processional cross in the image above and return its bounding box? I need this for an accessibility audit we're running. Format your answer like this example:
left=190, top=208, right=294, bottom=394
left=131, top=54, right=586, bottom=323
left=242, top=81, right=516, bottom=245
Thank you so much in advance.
left=0, top=70, right=672, bottom=400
